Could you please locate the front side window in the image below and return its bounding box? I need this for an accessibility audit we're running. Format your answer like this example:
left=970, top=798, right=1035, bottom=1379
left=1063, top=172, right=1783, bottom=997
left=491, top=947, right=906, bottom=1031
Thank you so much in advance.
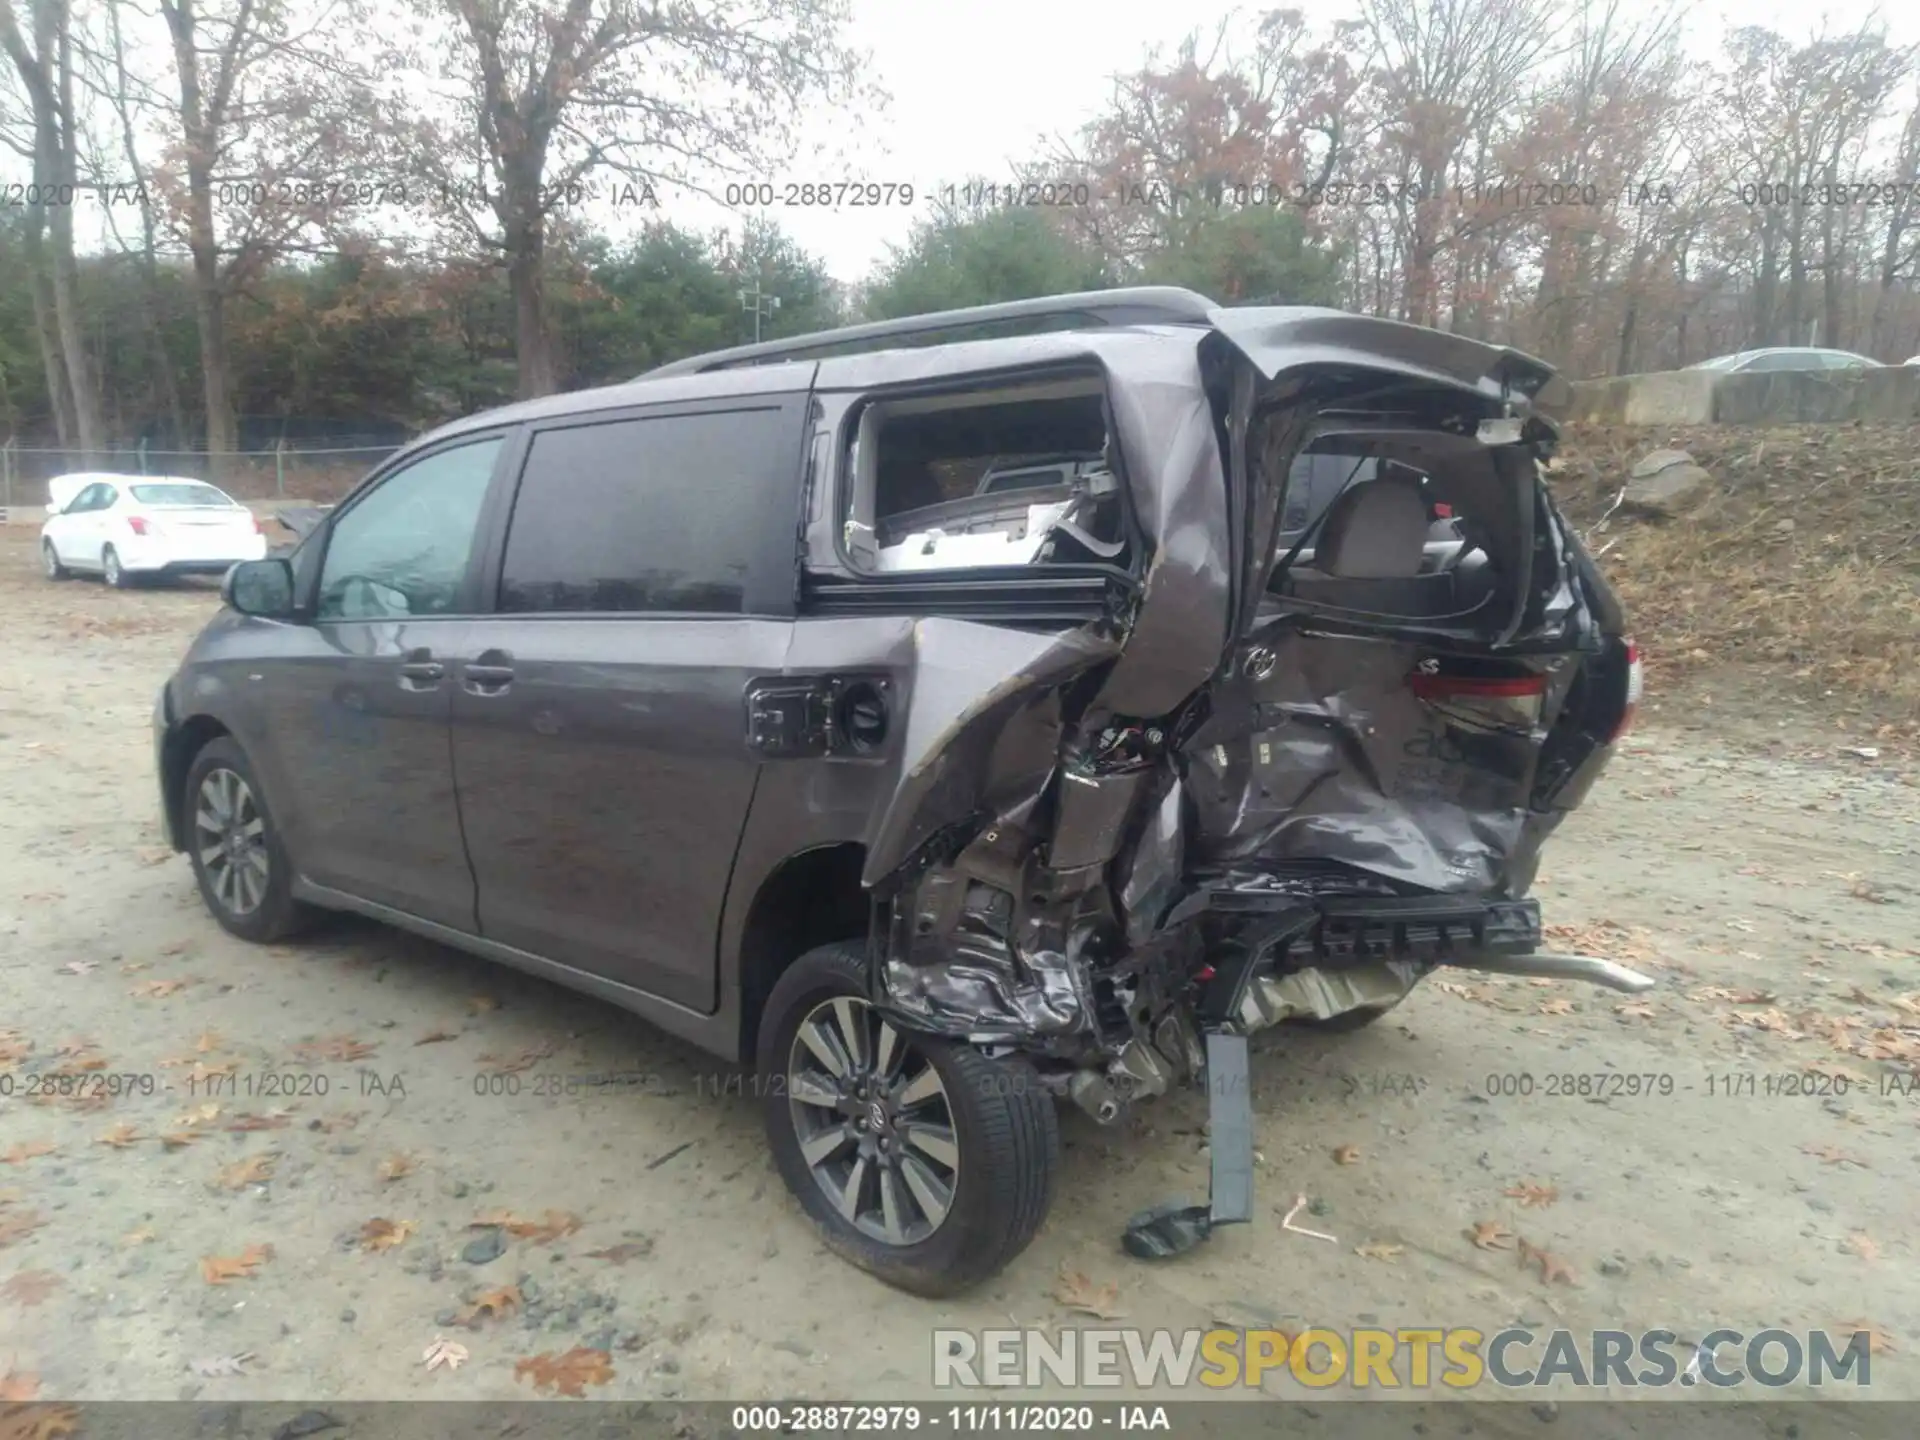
left=317, top=438, right=502, bottom=621
left=497, top=407, right=791, bottom=614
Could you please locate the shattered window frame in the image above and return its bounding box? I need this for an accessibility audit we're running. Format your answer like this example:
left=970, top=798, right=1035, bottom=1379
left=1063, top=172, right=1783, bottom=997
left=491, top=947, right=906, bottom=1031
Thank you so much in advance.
left=828, top=366, right=1142, bottom=582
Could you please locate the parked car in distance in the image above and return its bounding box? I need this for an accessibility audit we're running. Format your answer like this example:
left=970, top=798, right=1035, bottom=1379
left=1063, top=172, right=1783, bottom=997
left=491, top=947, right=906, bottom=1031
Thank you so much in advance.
left=1685, top=347, right=1883, bottom=373
left=42, top=473, right=266, bottom=588
left=153, top=287, right=1644, bottom=1296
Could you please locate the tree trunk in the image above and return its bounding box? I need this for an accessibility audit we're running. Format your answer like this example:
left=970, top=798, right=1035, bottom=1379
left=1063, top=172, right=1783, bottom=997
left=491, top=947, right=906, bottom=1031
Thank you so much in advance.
left=507, top=208, right=557, bottom=398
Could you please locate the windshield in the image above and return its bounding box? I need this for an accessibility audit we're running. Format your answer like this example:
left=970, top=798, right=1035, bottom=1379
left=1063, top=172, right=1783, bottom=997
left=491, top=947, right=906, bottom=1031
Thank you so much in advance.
left=129, top=483, right=238, bottom=507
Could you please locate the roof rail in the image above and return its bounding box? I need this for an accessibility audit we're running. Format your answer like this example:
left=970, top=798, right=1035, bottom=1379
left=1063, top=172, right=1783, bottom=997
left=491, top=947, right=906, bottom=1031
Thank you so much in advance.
left=639, top=286, right=1218, bottom=378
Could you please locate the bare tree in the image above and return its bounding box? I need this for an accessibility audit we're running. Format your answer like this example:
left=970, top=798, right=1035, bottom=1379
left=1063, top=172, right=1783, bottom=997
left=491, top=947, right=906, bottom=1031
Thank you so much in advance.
left=403, top=0, right=867, bottom=398
left=0, top=0, right=104, bottom=458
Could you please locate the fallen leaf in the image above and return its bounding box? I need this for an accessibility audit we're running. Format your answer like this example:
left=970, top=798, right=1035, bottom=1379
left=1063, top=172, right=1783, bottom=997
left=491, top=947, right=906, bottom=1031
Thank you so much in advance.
left=584, top=1240, right=654, bottom=1264
left=158, top=1130, right=204, bottom=1149
left=1538, top=998, right=1575, bottom=1016
left=1052, top=1265, right=1127, bottom=1320
left=470, top=1209, right=580, bottom=1243
left=1801, top=1143, right=1869, bottom=1168
left=513, top=1347, right=613, bottom=1397
left=377, top=1154, right=413, bottom=1182
left=199, top=1243, right=273, bottom=1284
left=1469, top=1219, right=1516, bottom=1251
left=1518, top=1238, right=1579, bottom=1285
left=1, top=1270, right=60, bottom=1307
left=121, top=1227, right=157, bottom=1247
left=423, top=1336, right=469, bottom=1372
left=129, top=979, right=189, bottom=999
left=1728, top=990, right=1778, bottom=1005
left=1355, top=1241, right=1403, bottom=1262
left=1841, top=1232, right=1880, bottom=1261
left=311, top=1111, right=363, bottom=1133
left=118, top=960, right=149, bottom=973
left=95, top=1124, right=143, bottom=1149
left=468, top=995, right=499, bottom=1015
left=194, top=1031, right=223, bottom=1054
left=0, top=1210, right=46, bottom=1249
left=214, top=1154, right=276, bottom=1190
left=292, top=1036, right=376, bottom=1063
left=1615, top=1003, right=1656, bottom=1020
left=1834, top=1321, right=1897, bottom=1355
left=359, top=1218, right=415, bottom=1253
left=188, top=1352, right=253, bottom=1377
left=1331, top=1144, right=1361, bottom=1165
left=137, top=846, right=174, bottom=866
left=1, top=1143, right=55, bottom=1166
left=56, top=961, right=96, bottom=976
left=415, top=1029, right=459, bottom=1046
left=476, top=1042, right=556, bottom=1075
left=0, top=1366, right=39, bottom=1401
left=455, top=1284, right=523, bottom=1327
left=225, top=1110, right=293, bottom=1133
left=1504, top=1182, right=1559, bottom=1208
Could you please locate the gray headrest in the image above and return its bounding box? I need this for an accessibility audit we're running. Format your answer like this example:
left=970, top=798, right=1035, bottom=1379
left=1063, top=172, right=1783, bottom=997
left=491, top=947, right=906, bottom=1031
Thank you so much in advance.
left=1313, top=476, right=1430, bottom=579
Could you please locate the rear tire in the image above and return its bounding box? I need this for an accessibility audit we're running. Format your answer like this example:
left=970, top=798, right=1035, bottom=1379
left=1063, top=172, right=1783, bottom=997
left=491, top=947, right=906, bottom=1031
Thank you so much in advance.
left=757, top=941, right=1059, bottom=1297
left=42, top=541, right=69, bottom=581
left=182, top=736, right=315, bottom=943
left=102, top=545, right=132, bottom=589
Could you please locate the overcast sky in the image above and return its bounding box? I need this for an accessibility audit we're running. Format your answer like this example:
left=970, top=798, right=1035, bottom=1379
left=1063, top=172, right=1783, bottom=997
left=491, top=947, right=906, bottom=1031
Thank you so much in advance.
left=727, top=0, right=1911, bottom=281
left=31, top=0, right=1919, bottom=281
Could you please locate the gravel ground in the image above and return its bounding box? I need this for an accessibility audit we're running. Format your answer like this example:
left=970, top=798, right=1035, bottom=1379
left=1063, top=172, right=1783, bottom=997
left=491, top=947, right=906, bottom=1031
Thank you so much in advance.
left=0, top=526, right=1915, bottom=1419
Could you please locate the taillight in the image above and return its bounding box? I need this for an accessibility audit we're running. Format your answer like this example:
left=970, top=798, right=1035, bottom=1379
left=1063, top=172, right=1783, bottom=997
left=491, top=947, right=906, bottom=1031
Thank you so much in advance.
left=127, top=516, right=150, bottom=536
left=1408, top=672, right=1547, bottom=701
left=252, top=516, right=265, bottom=535
left=1610, top=639, right=1642, bottom=742
left=1407, top=662, right=1547, bottom=730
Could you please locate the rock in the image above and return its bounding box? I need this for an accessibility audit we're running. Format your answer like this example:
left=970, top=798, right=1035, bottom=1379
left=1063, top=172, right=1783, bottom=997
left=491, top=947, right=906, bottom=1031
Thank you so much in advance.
left=1599, top=1258, right=1629, bottom=1277
left=338, top=1309, right=355, bottom=1324
left=583, top=1327, right=617, bottom=1352
left=1623, top=449, right=1710, bottom=517
left=773, top=1339, right=813, bottom=1358
left=1773, top=518, right=1796, bottom=535
left=461, top=1228, right=506, bottom=1265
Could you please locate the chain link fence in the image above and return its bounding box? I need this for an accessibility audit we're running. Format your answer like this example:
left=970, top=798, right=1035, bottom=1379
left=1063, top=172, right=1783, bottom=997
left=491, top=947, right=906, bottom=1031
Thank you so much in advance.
left=0, top=442, right=401, bottom=520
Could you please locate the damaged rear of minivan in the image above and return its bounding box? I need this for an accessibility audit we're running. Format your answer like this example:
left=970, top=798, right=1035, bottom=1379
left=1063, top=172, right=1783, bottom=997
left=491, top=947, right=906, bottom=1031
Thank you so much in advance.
left=714, top=294, right=1646, bottom=1294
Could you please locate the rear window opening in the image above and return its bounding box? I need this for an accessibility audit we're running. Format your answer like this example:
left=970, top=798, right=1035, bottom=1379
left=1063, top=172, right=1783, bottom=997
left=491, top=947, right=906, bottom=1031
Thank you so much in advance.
left=1259, top=418, right=1535, bottom=636
left=130, top=483, right=238, bottom=508
left=841, top=377, right=1129, bottom=575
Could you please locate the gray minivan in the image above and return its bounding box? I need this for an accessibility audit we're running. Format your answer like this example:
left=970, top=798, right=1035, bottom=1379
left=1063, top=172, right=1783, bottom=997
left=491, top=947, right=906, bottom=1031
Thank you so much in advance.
left=154, top=288, right=1645, bottom=1294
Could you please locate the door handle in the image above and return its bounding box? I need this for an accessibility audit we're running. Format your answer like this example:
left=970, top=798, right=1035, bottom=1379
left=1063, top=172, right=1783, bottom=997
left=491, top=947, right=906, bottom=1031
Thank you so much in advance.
left=463, top=652, right=515, bottom=695
left=399, top=649, right=444, bottom=690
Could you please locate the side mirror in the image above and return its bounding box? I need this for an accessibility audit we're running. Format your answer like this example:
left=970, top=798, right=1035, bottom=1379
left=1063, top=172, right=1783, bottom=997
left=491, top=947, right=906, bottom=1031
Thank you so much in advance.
left=45, top=502, right=62, bottom=517
left=223, top=558, right=297, bottom=619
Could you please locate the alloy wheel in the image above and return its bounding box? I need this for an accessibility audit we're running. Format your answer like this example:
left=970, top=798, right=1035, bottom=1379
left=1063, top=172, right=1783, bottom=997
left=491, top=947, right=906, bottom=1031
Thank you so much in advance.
left=103, top=548, right=122, bottom=587
left=194, top=767, right=270, bottom=916
left=42, top=543, right=60, bottom=578
left=787, top=996, right=960, bottom=1247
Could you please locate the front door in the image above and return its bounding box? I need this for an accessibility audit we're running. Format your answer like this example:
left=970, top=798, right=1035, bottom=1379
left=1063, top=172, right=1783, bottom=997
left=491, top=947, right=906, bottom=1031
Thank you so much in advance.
left=256, top=435, right=508, bottom=928
left=450, top=397, right=809, bottom=1010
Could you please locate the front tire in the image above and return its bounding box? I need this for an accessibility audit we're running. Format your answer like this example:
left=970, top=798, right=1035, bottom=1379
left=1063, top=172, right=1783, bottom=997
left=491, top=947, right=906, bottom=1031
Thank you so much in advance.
left=758, top=942, right=1059, bottom=1297
left=42, top=541, right=69, bottom=580
left=182, top=736, right=314, bottom=943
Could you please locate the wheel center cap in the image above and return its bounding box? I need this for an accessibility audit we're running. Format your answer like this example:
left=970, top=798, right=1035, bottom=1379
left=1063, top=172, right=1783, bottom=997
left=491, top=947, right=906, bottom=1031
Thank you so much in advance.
left=867, top=1100, right=887, bottom=1130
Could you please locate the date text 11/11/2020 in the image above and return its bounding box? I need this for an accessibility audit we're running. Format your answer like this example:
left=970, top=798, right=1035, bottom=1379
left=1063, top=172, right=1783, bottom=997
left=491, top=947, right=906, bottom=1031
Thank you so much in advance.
left=1480, top=1070, right=1918, bottom=1100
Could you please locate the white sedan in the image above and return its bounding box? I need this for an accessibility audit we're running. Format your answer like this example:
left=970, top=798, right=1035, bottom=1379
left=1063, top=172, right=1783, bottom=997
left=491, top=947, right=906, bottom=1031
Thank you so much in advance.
left=41, top=473, right=267, bottom=588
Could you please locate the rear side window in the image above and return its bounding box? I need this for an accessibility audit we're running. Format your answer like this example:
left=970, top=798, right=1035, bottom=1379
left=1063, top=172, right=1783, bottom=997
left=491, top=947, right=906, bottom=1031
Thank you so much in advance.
left=498, top=407, right=791, bottom=614
left=131, top=484, right=235, bottom=506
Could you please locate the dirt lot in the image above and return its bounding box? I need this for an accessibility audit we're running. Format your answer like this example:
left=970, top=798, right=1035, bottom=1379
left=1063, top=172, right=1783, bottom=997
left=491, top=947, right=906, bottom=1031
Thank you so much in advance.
left=0, top=522, right=1916, bottom=1416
